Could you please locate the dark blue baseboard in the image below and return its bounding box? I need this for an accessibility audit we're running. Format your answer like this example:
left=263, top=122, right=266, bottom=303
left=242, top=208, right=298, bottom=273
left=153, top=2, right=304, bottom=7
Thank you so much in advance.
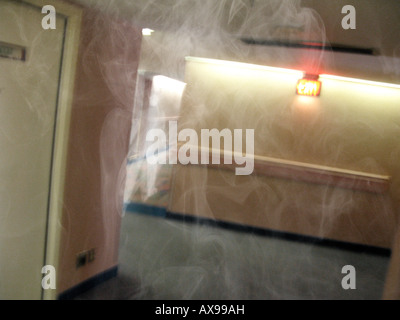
left=58, top=266, right=118, bottom=300
left=124, top=202, right=167, bottom=217
left=125, top=202, right=391, bottom=257
left=165, top=212, right=392, bottom=257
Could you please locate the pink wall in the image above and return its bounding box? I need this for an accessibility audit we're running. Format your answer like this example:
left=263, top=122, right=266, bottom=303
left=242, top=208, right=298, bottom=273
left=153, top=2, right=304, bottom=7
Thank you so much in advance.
left=58, top=8, right=141, bottom=294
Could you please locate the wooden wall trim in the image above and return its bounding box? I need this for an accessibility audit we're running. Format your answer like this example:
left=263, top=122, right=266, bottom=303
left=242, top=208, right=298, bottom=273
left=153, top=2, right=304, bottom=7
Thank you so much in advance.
left=181, top=146, right=390, bottom=194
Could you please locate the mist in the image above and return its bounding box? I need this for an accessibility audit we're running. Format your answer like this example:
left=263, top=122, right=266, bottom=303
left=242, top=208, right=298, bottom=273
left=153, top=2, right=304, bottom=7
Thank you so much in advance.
left=69, top=0, right=400, bottom=300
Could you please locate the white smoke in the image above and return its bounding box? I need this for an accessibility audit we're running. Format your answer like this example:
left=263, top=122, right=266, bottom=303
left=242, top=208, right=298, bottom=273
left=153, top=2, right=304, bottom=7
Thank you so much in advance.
left=71, top=0, right=399, bottom=300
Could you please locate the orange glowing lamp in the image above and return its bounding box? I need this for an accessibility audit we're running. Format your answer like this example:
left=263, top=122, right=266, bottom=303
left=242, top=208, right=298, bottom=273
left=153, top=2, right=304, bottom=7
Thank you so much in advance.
left=296, top=75, right=321, bottom=97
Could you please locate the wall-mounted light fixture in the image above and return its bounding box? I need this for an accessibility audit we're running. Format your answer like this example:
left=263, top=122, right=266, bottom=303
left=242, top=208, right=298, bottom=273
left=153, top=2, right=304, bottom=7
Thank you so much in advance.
left=142, top=28, right=154, bottom=36
left=185, top=57, right=400, bottom=97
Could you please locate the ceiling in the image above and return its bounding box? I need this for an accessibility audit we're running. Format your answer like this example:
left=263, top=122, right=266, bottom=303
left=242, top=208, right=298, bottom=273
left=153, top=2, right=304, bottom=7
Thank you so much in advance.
left=71, top=0, right=400, bottom=56
left=70, top=0, right=400, bottom=82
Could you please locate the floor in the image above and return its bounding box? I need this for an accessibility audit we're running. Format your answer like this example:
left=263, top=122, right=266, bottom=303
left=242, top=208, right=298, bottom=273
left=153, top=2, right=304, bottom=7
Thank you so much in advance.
left=74, top=212, right=390, bottom=300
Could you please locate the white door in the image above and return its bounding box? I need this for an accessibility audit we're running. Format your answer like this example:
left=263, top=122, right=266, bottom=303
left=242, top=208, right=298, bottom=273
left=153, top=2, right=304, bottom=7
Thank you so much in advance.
left=0, top=0, right=65, bottom=299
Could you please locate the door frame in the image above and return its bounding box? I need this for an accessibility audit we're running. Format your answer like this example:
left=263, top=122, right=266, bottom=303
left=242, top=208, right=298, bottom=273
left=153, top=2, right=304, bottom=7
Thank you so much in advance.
left=22, top=0, right=82, bottom=300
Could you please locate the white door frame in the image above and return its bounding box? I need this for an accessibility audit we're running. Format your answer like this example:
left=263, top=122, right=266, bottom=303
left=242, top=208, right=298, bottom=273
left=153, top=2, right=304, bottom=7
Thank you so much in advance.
left=22, top=0, right=82, bottom=300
